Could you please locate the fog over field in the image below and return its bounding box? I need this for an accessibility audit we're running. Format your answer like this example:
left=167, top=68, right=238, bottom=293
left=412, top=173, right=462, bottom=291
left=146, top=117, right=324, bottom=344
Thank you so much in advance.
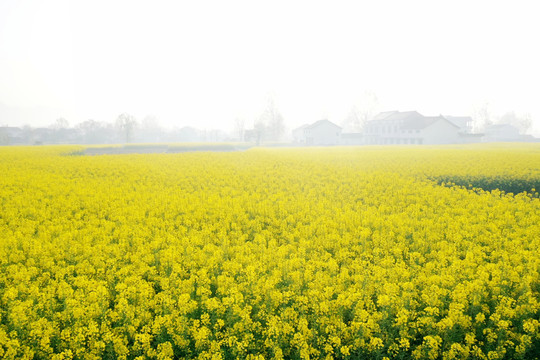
left=0, top=0, right=539, bottom=136
left=2, top=3, right=540, bottom=357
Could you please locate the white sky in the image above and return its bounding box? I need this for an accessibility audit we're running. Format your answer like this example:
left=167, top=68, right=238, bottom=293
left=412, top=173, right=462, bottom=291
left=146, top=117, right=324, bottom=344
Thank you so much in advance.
left=0, top=0, right=539, bottom=134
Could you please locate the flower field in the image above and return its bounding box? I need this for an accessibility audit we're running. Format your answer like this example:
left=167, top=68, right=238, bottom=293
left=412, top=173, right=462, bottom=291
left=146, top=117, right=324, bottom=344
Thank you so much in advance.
left=0, top=144, right=539, bottom=360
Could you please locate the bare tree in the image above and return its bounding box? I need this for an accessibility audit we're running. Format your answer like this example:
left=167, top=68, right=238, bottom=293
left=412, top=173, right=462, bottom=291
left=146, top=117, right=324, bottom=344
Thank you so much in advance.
left=342, top=91, right=379, bottom=132
left=343, top=105, right=362, bottom=132
left=473, top=102, right=492, bottom=132
left=48, top=118, right=70, bottom=143
left=258, top=97, right=285, bottom=142
left=116, top=113, right=137, bottom=143
left=234, top=117, right=246, bottom=142
left=519, top=113, right=533, bottom=134
left=499, top=111, right=532, bottom=134
left=253, top=119, right=266, bottom=146
left=78, top=119, right=107, bottom=144
left=51, top=117, right=69, bottom=130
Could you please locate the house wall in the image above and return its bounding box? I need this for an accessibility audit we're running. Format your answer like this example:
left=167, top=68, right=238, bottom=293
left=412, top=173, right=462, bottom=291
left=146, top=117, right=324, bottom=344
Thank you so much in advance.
left=420, top=120, right=461, bottom=144
left=459, top=135, right=484, bottom=144
left=484, top=125, right=521, bottom=142
left=395, top=128, right=422, bottom=144
left=364, top=128, right=423, bottom=145
left=364, top=118, right=464, bottom=145
left=305, top=123, right=341, bottom=145
left=340, top=134, right=364, bottom=145
left=292, top=128, right=306, bottom=143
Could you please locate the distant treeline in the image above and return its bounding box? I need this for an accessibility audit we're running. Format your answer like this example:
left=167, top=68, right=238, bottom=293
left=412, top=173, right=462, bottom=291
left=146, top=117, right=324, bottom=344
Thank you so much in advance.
left=0, top=121, right=232, bottom=146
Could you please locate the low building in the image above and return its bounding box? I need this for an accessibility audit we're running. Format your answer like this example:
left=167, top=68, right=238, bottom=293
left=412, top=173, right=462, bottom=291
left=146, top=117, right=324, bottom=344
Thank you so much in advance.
left=293, top=120, right=342, bottom=145
left=364, top=111, right=462, bottom=145
left=483, top=124, right=521, bottom=142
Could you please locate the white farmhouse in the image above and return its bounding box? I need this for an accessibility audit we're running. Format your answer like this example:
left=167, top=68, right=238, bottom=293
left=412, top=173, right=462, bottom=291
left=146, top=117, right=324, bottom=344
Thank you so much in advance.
left=483, top=124, right=521, bottom=142
left=364, top=111, right=463, bottom=145
left=303, top=120, right=342, bottom=145
left=293, top=120, right=342, bottom=145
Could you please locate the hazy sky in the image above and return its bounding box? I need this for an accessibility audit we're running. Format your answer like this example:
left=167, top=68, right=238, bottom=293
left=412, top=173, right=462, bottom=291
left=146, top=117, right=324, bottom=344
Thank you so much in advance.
left=1, top=0, right=539, bottom=134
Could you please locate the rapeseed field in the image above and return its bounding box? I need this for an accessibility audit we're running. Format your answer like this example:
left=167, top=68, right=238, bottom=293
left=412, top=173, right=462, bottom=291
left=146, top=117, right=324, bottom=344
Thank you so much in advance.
left=0, top=144, right=539, bottom=359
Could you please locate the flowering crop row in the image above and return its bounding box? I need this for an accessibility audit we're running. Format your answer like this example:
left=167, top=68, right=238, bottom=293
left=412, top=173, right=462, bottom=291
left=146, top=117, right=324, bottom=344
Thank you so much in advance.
left=0, top=144, right=539, bottom=359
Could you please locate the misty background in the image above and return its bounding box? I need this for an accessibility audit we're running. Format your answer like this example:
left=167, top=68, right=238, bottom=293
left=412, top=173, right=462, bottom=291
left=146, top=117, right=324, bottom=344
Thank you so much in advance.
left=1, top=0, right=539, bottom=138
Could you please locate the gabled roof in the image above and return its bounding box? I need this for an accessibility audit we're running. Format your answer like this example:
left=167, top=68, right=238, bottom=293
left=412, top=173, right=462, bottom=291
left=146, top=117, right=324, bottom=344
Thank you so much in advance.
left=443, top=116, right=473, bottom=128
left=400, top=116, right=439, bottom=130
left=371, top=111, right=399, bottom=121
left=305, top=119, right=341, bottom=130
left=401, top=116, right=459, bottom=130
left=370, top=111, right=424, bottom=122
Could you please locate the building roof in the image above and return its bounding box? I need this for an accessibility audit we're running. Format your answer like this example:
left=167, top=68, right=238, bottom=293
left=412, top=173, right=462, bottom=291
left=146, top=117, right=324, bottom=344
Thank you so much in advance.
left=368, top=111, right=460, bottom=130
left=401, top=116, right=460, bottom=130
left=370, top=111, right=423, bottom=122
left=443, top=116, right=473, bottom=129
left=400, top=116, right=438, bottom=130
left=371, top=111, right=399, bottom=121
left=305, top=119, right=342, bottom=130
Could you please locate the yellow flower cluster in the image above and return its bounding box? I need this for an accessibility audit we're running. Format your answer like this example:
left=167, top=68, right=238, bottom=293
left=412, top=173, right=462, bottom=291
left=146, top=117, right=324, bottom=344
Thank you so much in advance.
left=0, top=144, right=539, bottom=359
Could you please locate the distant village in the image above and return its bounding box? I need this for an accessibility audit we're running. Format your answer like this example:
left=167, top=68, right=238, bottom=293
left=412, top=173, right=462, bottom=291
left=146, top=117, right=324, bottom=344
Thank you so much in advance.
left=0, top=110, right=537, bottom=146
